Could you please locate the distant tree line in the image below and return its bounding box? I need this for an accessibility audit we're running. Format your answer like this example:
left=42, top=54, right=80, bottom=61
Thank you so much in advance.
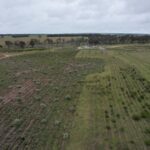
left=88, top=34, right=150, bottom=45
left=1, top=34, right=150, bottom=49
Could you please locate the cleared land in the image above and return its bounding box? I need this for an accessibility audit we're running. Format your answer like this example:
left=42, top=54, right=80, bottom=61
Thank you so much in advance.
left=0, top=44, right=150, bottom=150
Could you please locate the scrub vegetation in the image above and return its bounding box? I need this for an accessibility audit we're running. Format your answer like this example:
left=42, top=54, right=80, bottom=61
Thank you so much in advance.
left=0, top=44, right=149, bottom=150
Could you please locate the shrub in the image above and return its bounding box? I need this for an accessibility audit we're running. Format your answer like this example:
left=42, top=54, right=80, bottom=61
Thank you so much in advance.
left=68, top=106, right=76, bottom=113
left=16, top=97, right=22, bottom=103
left=12, top=118, right=22, bottom=128
left=0, top=96, right=3, bottom=101
left=34, top=96, right=41, bottom=101
left=65, top=95, right=71, bottom=101
left=106, top=125, right=111, bottom=130
left=116, top=113, right=120, bottom=118
left=144, top=128, right=150, bottom=134
left=16, top=85, right=22, bottom=88
left=41, top=119, right=47, bottom=124
left=53, top=87, right=59, bottom=91
left=120, top=127, right=125, bottom=132
left=63, top=132, right=69, bottom=140
left=54, top=120, right=61, bottom=126
left=132, top=114, right=141, bottom=121
left=111, top=119, right=116, bottom=123
left=40, top=103, right=46, bottom=108
left=144, top=140, right=150, bottom=146
left=141, top=111, right=150, bottom=119
left=130, top=140, right=135, bottom=144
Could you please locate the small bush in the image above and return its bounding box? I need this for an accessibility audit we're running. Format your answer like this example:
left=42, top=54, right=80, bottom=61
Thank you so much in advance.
left=141, top=111, right=150, bottom=119
left=16, top=85, right=22, bottom=88
left=0, top=96, right=3, bottom=101
left=54, top=120, right=61, bottom=126
left=132, top=114, right=141, bottom=121
left=16, top=97, right=22, bottom=103
left=63, top=132, right=69, bottom=140
left=53, top=87, right=59, bottom=91
left=65, top=95, right=71, bottom=101
left=41, top=119, right=47, bottom=124
left=130, top=140, right=135, bottom=144
left=34, top=96, right=41, bottom=101
left=111, top=119, right=116, bottom=123
left=106, top=125, right=111, bottom=130
left=120, top=127, right=125, bottom=132
left=40, top=103, right=46, bottom=108
left=69, top=106, right=76, bottom=113
left=116, top=114, right=120, bottom=118
left=144, top=140, right=150, bottom=146
left=144, top=128, right=150, bottom=134
left=36, top=89, right=40, bottom=92
left=12, top=118, right=22, bottom=128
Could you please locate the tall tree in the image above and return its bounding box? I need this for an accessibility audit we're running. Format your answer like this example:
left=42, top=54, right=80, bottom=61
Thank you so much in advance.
left=5, top=41, right=13, bottom=48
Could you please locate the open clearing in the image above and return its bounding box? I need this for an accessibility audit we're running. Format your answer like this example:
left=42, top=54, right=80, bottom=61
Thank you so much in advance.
left=0, top=44, right=150, bottom=150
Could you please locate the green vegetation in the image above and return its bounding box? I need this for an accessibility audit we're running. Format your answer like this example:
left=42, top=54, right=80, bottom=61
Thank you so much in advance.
left=0, top=44, right=149, bottom=150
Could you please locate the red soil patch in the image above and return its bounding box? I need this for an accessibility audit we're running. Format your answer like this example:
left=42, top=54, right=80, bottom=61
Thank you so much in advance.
left=1, top=80, right=36, bottom=105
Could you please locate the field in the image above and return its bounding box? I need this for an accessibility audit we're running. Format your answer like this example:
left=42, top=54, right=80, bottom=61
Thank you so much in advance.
left=0, top=44, right=150, bottom=150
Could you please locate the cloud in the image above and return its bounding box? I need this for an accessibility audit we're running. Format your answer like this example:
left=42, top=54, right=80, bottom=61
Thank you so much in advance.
left=0, top=0, right=150, bottom=34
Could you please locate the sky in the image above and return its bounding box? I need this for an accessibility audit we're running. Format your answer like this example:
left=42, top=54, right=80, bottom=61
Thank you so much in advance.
left=0, top=0, right=150, bottom=34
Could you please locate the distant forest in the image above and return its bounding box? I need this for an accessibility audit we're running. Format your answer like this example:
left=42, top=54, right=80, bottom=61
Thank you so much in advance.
left=0, top=34, right=150, bottom=49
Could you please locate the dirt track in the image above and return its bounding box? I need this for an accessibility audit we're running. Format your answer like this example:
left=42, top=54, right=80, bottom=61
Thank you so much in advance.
left=0, top=49, right=54, bottom=60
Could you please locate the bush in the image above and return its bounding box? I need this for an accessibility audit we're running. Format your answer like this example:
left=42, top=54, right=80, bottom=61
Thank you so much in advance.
left=130, top=140, right=135, bottom=144
left=120, top=127, right=125, bottom=132
left=34, top=96, right=41, bottom=101
left=132, top=114, right=141, bottom=121
left=40, top=103, right=46, bottom=108
left=54, top=120, right=61, bottom=126
left=0, top=96, right=3, bottom=101
left=106, top=125, right=111, bottom=130
left=63, top=132, right=69, bottom=140
left=41, top=119, right=47, bottom=124
left=16, top=97, right=22, bottom=103
left=144, top=128, right=150, bottom=134
left=141, top=111, right=150, bottom=119
left=144, top=140, right=150, bottom=146
left=12, top=118, right=22, bottom=128
left=68, top=106, right=76, bottom=113
left=65, top=95, right=71, bottom=100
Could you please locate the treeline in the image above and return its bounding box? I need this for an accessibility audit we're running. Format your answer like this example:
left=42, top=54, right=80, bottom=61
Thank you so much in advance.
left=3, top=37, right=88, bottom=49
left=88, top=34, right=150, bottom=45
left=0, top=34, right=150, bottom=49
